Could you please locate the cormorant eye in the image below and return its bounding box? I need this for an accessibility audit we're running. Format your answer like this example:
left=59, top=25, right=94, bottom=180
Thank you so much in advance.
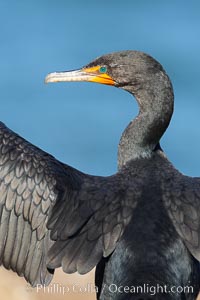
left=99, top=66, right=107, bottom=73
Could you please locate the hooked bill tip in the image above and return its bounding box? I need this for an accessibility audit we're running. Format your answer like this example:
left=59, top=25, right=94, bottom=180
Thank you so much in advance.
left=45, top=72, right=58, bottom=84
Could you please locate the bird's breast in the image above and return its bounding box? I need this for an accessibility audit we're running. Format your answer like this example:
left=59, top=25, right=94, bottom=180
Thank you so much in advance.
left=99, top=190, right=197, bottom=299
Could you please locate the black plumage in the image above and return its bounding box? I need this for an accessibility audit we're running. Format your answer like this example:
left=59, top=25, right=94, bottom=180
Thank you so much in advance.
left=0, top=51, right=200, bottom=299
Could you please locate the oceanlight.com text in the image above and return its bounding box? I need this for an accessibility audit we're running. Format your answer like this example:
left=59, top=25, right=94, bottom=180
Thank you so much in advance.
left=107, top=283, right=193, bottom=296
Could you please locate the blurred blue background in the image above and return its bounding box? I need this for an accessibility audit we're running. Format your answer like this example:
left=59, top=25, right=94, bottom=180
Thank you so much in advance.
left=0, top=1, right=200, bottom=176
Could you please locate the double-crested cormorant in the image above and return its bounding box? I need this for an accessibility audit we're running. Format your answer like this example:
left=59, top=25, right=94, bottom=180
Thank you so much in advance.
left=0, top=51, right=200, bottom=300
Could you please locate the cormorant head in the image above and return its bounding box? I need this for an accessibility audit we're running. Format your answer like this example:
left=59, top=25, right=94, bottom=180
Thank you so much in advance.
left=45, top=50, right=165, bottom=95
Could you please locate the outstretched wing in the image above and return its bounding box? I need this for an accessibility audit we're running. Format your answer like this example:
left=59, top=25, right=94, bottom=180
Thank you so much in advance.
left=163, top=173, right=200, bottom=262
left=0, top=121, right=137, bottom=286
left=0, top=121, right=84, bottom=286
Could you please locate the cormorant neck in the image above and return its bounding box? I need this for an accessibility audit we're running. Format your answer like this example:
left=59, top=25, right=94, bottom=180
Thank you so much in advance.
left=118, top=71, right=174, bottom=169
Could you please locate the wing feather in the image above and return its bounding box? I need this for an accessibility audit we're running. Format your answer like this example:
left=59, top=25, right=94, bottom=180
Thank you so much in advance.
left=11, top=214, right=25, bottom=272
left=24, top=231, right=38, bottom=281
left=0, top=207, right=10, bottom=263
left=3, top=209, right=17, bottom=268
